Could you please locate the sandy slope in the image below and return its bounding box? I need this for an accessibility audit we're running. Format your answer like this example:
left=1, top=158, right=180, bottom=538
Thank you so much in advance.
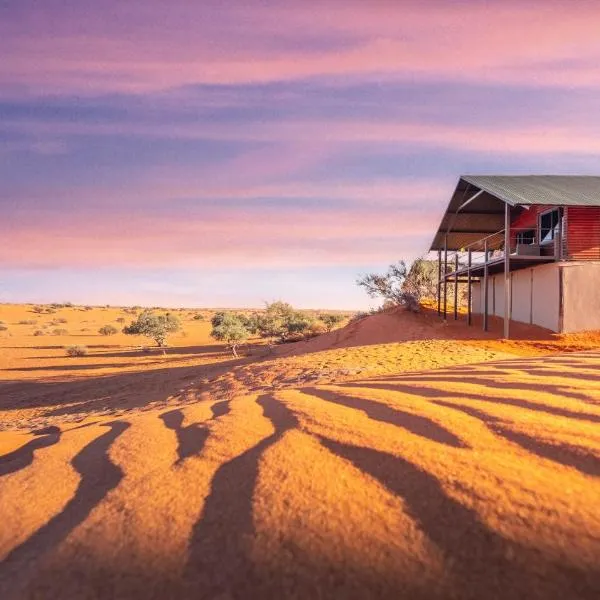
left=1, top=304, right=600, bottom=598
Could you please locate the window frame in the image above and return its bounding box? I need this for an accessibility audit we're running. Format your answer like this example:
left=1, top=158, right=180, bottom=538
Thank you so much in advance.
left=538, top=208, right=561, bottom=246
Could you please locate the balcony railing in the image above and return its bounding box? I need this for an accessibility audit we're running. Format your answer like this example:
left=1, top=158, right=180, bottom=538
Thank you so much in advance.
left=441, top=227, right=563, bottom=278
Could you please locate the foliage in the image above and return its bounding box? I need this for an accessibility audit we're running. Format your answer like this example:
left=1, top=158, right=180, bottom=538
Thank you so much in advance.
left=318, top=313, right=345, bottom=332
left=98, top=324, right=118, bottom=336
left=192, top=313, right=204, bottom=320
left=0, top=324, right=8, bottom=332
left=357, top=259, right=438, bottom=312
left=116, top=317, right=125, bottom=323
left=65, top=345, right=88, bottom=357
left=33, top=330, right=45, bottom=336
left=255, top=301, right=295, bottom=341
left=403, top=258, right=439, bottom=301
left=210, top=312, right=250, bottom=357
left=254, top=302, right=319, bottom=342
left=52, top=328, right=69, bottom=335
left=122, top=310, right=180, bottom=346
left=19, top=319, right=37, bottom=325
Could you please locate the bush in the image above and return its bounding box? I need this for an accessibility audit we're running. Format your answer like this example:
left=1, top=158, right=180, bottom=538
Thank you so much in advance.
left=123, top=310, right=180, bottom=346
left=116, top=317, right=125, bottom=323
left=308, top=320, right=327, bottom=336
left=52, top=328, right=69, bottom=336
left=33, top=330, right=45, bottom=336
left=0, top=324, right=8, bottom=332
left=98, top=324, right=118, bottom=336
left=252, top=302, right=318, bottom=342
left=49, top=318, right=68, bottom=325
left=210, top=312, right=250, bottom=357
left=192, top=313, right=204, bottom=320
left=319, top=313, right=345, bottom=332
left=65, top=345, right=88, bottom=357
left=19, top=319, right=37, bottom=325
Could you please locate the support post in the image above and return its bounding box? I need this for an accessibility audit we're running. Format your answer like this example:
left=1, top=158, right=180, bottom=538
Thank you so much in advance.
left=443, top=236, right=448, bottom=321
left=467, top=249, right=472, bottom=326
left=483, top=240, right=489, bottom=332
left=437, top=249, right=442, bottom=315
left=504, top=203, right=510, bottom=339
left=454, top=253, right=459, bottom=320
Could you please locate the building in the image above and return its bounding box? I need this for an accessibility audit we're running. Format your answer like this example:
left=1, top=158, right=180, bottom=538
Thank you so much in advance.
left=429, top=176, right=600, bottom=336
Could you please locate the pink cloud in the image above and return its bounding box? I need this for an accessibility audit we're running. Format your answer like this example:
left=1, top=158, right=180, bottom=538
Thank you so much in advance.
left=1, top=195, right=439, bottom=269
left=8, top=115, right=600, bottom=157
left=2, top=2, right=600, bottom=95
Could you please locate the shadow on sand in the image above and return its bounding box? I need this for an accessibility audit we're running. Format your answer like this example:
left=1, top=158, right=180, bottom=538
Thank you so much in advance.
left=0, top=426, right=61, bottom=477
left=0, top=421, right=129, bottom=596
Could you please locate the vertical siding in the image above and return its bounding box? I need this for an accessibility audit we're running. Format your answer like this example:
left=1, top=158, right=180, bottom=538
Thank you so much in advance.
left=567, top=207, right=600, bottom=260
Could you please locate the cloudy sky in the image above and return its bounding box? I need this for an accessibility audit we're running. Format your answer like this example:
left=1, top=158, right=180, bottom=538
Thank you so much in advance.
left=2, top=0, right=600, bottom=308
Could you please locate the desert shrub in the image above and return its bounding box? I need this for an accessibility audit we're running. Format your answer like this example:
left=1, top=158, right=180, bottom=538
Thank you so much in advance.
left=32, top=306, right=45, bottom=314
left=210, top=312, right=250, bottom=357
left=19, top=319, right=37, bottom=325
left=308, top=320, right=327, bottom=336
left=283, top=312, right=315, bottom=338
left=0, top=324, right=8, bottom=332
left=84, top=305, right=93, bottom=311
left=65, top=345, right=88, bottom=357
left=350, top=311, right=369, bottom=322
left=33, top=329, right=45, bottom=336
left=319, top=313, right=345, bottom=332
left=49, top=318, right=68, bottom=325
left=52, top=328, right=69, bottom=336
left=116, top=317, right=125, bottom=323
left=123, top=310, right=181, bottom=347
left=98, top=324, right=118, bottom=336
left=192, top=313, right=204, bottom=321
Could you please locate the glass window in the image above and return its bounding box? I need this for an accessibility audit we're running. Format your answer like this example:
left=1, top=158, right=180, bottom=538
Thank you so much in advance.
left=539, top=209, right=561, bottom=244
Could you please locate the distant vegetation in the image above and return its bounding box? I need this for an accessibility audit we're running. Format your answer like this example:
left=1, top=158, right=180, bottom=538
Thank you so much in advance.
left=210, top=301, right=348, bottom=357
left=65, top=345, right=88, bottom=357
left=123, top=310, right=181, bottom=347
left=98, top=324, right=118, bottom=336
left=319, top=313, right=345, bottom=332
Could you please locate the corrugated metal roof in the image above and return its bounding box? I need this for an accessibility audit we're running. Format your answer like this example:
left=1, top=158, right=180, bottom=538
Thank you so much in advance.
left=429, top=175, right=600, bottom=250
left=461, top=175, right=600, bottom=207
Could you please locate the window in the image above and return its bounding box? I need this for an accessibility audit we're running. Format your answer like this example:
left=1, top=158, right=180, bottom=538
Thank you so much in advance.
left=539, top=209, right=561, bottom=244
left=516, top=229, right=535, bottom=245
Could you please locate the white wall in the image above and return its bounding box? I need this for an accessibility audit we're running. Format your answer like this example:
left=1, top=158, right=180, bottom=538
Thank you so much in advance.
left=471, top=263, right=561, bottom=331
left=562, top=262, right=600, bottom=332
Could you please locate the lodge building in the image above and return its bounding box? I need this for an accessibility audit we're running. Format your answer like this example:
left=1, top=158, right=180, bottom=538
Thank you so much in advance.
left=430, top=176, right=600, bottom=336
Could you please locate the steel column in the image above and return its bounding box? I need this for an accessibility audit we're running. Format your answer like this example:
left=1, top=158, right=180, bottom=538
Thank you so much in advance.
left=483, top=240, right=489, bottom=332
left=504, top=203, right=510, bottom=339
left=467, top=249, right=472, bottom=326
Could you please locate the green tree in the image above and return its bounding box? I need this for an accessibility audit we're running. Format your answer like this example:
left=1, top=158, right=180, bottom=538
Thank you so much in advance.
left=210, top=312, right=250, bottom=357
left=122, top=310, right=180, bottom=347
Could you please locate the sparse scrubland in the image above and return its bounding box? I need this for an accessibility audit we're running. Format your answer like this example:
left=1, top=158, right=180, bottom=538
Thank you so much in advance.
left=0, top=300, right=599, bottom=599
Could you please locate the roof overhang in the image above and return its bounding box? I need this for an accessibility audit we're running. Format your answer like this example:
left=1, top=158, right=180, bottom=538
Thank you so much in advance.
left=429, top=177, right=507, bottom=251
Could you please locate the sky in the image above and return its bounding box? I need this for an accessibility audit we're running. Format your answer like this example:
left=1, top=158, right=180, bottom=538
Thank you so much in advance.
left=2, top=0, right=600, bottom=309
